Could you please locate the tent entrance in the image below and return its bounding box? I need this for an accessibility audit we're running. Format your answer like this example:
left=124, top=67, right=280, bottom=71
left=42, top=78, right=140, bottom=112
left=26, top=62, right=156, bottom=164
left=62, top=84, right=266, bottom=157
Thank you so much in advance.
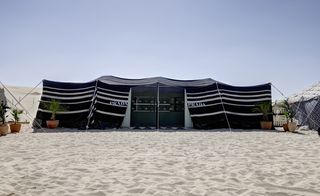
left=130, top=85, right=184, bottom=128
left=131, top=86, right=157, bottom=127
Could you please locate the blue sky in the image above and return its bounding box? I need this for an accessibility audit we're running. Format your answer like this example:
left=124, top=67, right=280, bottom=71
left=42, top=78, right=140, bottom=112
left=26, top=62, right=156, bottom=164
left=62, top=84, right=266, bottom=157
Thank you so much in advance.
left=0, top=0, right=319, bottom=100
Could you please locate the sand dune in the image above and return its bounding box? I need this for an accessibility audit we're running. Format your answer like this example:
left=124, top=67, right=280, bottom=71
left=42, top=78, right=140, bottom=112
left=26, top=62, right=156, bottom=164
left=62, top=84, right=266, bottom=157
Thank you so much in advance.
left=0, top=129, right=319, bottom=196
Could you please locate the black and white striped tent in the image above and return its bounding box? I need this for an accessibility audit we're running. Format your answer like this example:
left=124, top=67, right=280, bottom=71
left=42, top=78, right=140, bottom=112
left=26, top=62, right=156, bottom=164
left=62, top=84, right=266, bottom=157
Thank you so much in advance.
left=36, top=76, right=272, bottom=129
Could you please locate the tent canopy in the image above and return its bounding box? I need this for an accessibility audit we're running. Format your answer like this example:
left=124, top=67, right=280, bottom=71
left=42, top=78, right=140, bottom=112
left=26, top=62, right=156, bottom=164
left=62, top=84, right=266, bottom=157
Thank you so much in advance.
left=287, top=82, right=320, bottom=130
left=97, top=75, right=218, bottom=87
left=37, top=76, right=272, bottom=130
left=288, top=82, right=320, bottom=103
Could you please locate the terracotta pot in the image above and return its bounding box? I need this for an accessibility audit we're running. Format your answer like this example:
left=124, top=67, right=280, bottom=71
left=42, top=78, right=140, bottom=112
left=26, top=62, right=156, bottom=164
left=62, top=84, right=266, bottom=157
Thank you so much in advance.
left=10, top=123, right=22, bottom=133
left=260, top=121, right=273, bottom=130
left=46, top=120, right=59, bottom=129
left=288, top=122, right=297, bottom=132
left=0, top=124, right=9, bottom=136
left=283, top=123, right=289, bottom=131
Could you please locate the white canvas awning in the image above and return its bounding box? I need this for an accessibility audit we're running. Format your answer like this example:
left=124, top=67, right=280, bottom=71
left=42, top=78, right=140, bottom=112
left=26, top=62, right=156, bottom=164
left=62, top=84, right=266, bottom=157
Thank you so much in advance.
left=288, top=82, right=320, bottom=103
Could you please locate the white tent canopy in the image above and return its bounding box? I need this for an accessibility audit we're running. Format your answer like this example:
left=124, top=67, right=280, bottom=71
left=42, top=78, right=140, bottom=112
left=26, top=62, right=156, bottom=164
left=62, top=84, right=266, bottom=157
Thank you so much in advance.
left=288, top=82, right=320, bottom=103
left=287, top=82, right=320, bottom=130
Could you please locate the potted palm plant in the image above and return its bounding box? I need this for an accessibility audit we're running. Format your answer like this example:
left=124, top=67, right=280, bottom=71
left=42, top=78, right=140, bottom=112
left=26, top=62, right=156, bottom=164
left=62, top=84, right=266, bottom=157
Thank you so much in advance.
left=252, top=101, right=273, bottom=129
left=280, top=99, right=296, bottom=132
left=10, top=108, right=23, bottom=133
left=43, top=99, right=63, bottom=129
left=0, top=101, right=10, bottom=136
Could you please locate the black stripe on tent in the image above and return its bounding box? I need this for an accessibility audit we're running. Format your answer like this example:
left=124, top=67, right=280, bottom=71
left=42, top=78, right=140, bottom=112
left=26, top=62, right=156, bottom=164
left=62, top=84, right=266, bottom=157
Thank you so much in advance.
left=95, top=103, right=127, bottom=115
left=97, top=87, right=129, bottom=96
left=192, top=113, right=263, bottom=129
left=188, top=104, right=261, bottom=115
left=40, top=97, right=93, bottom=104
left=91, top=113, right=125, bottom=129
left=96, top=92, right=128, bottom=101
left=43, top=80, right=96, bottom=89
left=97, top=80, right=131, bottom=92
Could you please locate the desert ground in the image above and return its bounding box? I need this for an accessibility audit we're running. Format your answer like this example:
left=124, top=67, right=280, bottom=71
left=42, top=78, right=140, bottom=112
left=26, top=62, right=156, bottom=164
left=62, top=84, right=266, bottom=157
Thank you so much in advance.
left=0, top=126, right=319, bottom=196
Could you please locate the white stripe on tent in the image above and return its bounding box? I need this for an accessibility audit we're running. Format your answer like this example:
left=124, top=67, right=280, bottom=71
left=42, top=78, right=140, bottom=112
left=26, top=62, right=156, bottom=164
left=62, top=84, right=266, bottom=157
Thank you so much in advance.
left=97, top=87, right=129, bottom=95
left=42, top=94, right=93, bottom=100
left=42, top=89, right=95, bottom=96
left=38, top=108, right=89, bottom=114
left=96, top=110, right=125, bottom=117
left=187, top=96, right=271, bottom=104
left=96, top=94, right=128, bottom=102
left=43, top=85, right=95, bottom=91
left=220, top=102, right=256, bottom=107
left=191, top=111, right=262, bottom=117
left=96, top=101, right=128, bottom=108
left=97, top=91, right=129, bottom=99
left=188, top=102, right=256, bottom=108
left=186, top=89, right=271, bottom=96
left=40, top=99, right=92, bottom=105
left=187, top=92, right=271, bottom=100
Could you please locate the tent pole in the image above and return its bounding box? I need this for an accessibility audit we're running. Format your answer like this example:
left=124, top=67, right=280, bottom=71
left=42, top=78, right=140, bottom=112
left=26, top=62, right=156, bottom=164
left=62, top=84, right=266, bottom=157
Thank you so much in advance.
left=86, top=80, right=98, bottom=130
left=14, top=80, right=42, bottom=107
left=271, top=83, right=287, bottom=99
left=156, top=82, right=160, bottom=130
left=216, top=82, right=231, bottom=132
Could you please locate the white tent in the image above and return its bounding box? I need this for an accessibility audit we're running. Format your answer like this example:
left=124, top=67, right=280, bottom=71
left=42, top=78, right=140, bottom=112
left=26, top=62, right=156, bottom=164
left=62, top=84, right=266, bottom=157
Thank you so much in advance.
left=0, top=83, right=42, bottom=123
left=288, top=82, right=320, bottom=103
left=288, top=82, right=320, bottom=130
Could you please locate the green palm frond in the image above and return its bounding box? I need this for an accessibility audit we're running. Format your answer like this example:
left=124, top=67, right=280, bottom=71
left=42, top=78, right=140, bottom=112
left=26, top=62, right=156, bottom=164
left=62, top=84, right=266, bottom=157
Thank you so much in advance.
left=11, top=108, right=23, bottom=123
left=279, top=99, right=295, bottom=122
left=43, top=99, right=65, bottom=120
left=252, top=102, right=272, bottom=121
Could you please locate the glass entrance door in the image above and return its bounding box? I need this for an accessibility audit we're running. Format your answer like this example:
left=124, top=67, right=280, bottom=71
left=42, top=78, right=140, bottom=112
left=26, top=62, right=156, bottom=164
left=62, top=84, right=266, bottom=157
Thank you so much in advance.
left=130, top=85, right=184, bottom=128
left=131, top=86, right=157, bottom=128
left=159, top=87, right=184, bottom=127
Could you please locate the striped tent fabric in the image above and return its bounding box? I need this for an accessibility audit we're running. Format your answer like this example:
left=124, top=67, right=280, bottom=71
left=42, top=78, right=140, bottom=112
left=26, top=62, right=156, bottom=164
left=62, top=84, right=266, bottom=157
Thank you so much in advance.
left=37, top=80, right=96, bottom=129
left=36, top=80, right=131, bottom=129
left=86, top=81, right=98, bottom=129
left=186, top=83, right=272, bottom=129
left=92, top=81, right=130, bottom=129
left=36, top=76, right=272, bottom=130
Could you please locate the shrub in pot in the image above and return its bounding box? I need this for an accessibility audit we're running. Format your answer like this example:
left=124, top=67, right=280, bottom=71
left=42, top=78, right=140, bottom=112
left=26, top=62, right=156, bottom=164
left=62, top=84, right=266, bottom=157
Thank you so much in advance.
left=252, top=102, right=273, bottom=129
left=43, top=99, right=64, bottom=129
left=10, top=108, right=23, bottom=133
left=0, top=101, right=10, bottom=136
left=280, top=99, right=296, bottom=132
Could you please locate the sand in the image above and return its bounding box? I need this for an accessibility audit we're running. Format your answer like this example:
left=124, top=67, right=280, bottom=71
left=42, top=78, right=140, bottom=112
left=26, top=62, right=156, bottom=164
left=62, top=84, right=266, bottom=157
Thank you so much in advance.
left=0, top=127, right=319, bottom=196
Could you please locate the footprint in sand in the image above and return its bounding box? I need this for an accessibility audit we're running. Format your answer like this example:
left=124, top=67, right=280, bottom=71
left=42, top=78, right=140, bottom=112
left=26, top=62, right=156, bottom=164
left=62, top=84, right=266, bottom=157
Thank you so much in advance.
left=127, top=188, right=145, bottom=193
